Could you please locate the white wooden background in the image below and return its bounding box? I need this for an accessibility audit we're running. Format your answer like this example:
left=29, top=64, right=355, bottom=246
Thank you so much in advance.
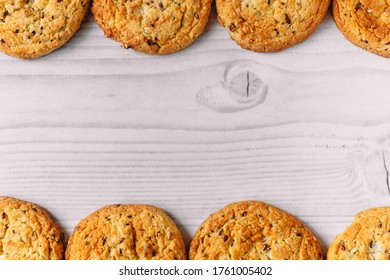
left=1, top=8, right=390, bottom=254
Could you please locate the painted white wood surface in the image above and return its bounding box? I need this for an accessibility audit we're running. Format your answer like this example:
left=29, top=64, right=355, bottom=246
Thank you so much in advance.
left=1, top=8, right=390, bottom=254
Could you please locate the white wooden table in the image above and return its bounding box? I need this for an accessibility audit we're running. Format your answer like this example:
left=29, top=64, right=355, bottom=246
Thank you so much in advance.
left=1, top=8, right=390, bottom=253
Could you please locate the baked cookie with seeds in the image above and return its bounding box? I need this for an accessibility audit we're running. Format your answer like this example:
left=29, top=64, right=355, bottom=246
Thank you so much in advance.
left=65, top=204, right=186, bottom=260
left=0, top=0, right=90, bottom=59
left=327, top=207, right=390, bottom=260
left=189, top=201, right=323, bottom=260
left=91, top=0, right=212, bottom=54
left=333, top=0, right=390, bottom=57
left=0, top=196, right=64, bottom=260
left=216, top=0, right=330, bottom=52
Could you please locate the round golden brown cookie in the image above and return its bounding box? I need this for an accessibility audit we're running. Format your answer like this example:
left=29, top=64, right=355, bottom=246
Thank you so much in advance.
left=327, top=207, right=390, bottom=260
left=91, top=0, right=212, bottom=54
left=0, top=196, right=64, bottom=260
left=0, top=0, right=90, bottom=59
left=216, top=0, right=330, bottom=52
left=65, top=204, right=186, bottom=260
left=189, top=201, right=323, bottom=260
left=333, top=0, right=390, bottom=57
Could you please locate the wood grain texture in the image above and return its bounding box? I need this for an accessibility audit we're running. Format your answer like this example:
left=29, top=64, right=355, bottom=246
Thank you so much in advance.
left=0, top=9, right=390, bottom=254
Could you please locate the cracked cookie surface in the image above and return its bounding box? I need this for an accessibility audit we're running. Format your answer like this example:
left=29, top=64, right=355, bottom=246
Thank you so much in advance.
left=0, top=196, right=63, bottom=260
left=65, top=204, right=186, bottom=260
left=189, top=201, right=323, bottom=260
left=0, top=0, right=90, bottom=59
left=91, top=0, right=212, bottom=54
left=327, top=207, right=390, bottom=260
left=216, top=0, right=330, bottom=52
left=333, top=0, right=390, bottom=57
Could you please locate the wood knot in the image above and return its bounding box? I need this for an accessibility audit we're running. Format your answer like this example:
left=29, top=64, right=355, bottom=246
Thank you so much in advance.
left=363, top=148, right=390, bottom=197
left=196, top=61, right=268, bottom=113
left=228, top=71, right=266, bottom=104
